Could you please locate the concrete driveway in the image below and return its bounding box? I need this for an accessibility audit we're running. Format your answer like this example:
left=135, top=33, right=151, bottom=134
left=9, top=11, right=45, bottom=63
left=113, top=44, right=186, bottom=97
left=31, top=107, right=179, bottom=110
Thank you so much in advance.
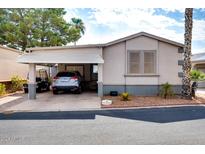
left=196, top=88, right=205, bottom=95
left=1, top=92, right=101, bottom=112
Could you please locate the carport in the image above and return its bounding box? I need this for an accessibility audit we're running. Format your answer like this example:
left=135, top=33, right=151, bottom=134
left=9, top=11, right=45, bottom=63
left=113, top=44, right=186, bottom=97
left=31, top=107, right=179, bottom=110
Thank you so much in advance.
left=17, top=45, right=104, bottom=100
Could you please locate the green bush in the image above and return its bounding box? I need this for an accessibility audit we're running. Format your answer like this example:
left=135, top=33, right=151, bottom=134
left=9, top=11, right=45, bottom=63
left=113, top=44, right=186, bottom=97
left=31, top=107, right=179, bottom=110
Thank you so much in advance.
left=160, top=82, right=174, bottom=99
left=190, top=69, right=205, bottom=81
left=121, top=92, right=131, bottom=101
left=0, top=83, right=6, bottom=96
left=11, top=75, right=24, bottom=92
left=48, top=77, right=52, bottom=84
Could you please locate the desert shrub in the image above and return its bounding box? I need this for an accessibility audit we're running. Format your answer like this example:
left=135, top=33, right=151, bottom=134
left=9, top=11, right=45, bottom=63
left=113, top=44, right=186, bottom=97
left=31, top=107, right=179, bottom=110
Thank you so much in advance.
left=48, top=77, right=52, bottom=84
left=190, top=69, right=205, bottom=81
left=121, top=92, right=131, bottom=101
left=0, top=83, right=6, bottom=96
left=11, top=75, right=24, bottom=92
left=160, top=82, right=174, bottom=99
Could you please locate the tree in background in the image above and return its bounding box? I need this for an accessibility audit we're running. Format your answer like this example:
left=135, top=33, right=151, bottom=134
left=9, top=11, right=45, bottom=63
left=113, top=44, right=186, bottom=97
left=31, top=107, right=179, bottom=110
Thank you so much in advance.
left=190, top=69, right=205, bottom=82
left=181, top=8, right=193, bottom=99
left=0, top=8, right=85, bottom=51
left=70, top=18, right=85, bottom=45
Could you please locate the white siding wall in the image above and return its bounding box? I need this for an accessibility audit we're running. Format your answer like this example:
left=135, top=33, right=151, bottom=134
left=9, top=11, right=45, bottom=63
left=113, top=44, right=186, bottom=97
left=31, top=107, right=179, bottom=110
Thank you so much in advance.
left=125, top=76, right=159, bottom=85
left=125, top=36, right=159, bottom=85
left=103, top=42, right=126, bottom=85
left=158, top=41, right=182, bottom=85
left=102, top=36, right=183, bottom=85
left=126, top=36, right=158, bottom=50
left=0, top=47, right=28, bottom=81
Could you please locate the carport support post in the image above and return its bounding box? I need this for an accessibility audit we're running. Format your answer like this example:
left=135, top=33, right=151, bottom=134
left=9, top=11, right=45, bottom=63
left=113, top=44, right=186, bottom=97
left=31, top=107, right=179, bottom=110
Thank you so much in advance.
left=28, top=63, right=36, bottom=100
left=98, top=64, right=103, bottom=97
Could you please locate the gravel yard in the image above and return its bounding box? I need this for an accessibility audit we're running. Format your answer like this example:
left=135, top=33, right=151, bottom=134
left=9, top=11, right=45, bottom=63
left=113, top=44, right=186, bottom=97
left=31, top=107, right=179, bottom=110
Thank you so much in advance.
left=102, top=94, right=205, bottom=108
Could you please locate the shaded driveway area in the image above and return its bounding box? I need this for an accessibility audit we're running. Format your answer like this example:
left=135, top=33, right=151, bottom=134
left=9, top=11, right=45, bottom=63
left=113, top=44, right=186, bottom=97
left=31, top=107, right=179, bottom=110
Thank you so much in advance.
left=0, top=106, right=205, bottom=144
left=0, top=92, right=100, bottom=112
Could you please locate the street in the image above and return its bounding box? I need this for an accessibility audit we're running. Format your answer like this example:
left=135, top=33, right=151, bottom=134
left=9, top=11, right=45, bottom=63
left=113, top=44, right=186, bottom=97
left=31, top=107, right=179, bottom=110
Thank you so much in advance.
left=0, top=106, right=205, bottom=144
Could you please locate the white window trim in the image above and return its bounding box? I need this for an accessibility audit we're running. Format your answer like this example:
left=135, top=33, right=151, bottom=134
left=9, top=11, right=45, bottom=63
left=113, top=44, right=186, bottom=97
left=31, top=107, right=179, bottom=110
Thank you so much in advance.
left=127, top=50, right=157, bottom=74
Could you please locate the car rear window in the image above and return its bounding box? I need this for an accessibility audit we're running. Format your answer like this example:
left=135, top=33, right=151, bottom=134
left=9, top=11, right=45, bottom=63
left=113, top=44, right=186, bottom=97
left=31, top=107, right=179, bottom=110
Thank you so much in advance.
left=56, top=72, right=75, bottom=77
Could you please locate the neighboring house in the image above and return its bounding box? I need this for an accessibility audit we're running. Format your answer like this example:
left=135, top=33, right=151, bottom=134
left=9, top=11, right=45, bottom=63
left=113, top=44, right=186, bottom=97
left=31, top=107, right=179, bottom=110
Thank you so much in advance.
left=192, top=52, right=205, bottom=88
left=17, top=32, right=184, bottom=99
left=192, top=52, right=205, bottom=72
left=0, top=45, right=28, bottom=82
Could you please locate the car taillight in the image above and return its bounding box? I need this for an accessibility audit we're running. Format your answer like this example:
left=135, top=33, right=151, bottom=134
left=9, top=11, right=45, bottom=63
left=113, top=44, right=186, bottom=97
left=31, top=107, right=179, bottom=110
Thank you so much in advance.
left=53, top=76, right=59, bottom=81
left=71, top=76, right=78, bottom=80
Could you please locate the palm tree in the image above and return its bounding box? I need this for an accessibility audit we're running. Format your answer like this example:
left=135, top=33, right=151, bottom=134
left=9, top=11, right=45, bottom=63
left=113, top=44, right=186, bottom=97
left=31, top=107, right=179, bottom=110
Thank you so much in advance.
left=182, top=8, right=193, bottom=99
left=71, top=18, right=85, bottom=35
left=70, top=18, right=85, bottom=45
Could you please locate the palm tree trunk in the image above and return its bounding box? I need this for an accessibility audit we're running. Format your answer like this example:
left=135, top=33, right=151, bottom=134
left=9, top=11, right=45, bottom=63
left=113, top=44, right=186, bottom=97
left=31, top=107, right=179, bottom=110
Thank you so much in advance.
left=182, top=8, right=193, bottom=99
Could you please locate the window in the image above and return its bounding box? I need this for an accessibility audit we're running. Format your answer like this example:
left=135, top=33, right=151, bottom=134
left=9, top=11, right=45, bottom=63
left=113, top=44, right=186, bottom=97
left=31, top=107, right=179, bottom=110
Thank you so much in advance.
left=129, top=52, right=140, bottom=74
left=128, top=50, right=156, bottom=74
left=92, top=65, right=98, bottom=74
left=144, top=52, right=155, bottom=73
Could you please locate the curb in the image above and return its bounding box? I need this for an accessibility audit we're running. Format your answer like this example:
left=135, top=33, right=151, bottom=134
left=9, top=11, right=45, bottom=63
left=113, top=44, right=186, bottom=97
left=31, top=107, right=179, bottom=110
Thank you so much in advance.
left=0, top=91, right=24, bottom=99
left=1, top=104, right=205, bottom=114
left=0, top=95, right=26, bottom=112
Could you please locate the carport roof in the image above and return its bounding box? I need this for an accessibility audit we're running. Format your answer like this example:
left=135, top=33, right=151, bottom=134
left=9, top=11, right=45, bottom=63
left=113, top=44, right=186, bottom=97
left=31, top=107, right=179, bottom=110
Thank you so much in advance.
left=192, top=52, right=205, bottom=63
left=17, top=51, right=104, bottom=64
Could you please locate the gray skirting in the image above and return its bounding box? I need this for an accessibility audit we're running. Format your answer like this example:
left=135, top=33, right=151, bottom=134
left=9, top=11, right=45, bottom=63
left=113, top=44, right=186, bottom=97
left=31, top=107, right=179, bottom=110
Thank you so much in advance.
left=103, top=85, right=182, bottom=96
left=28, top=84, right=36, bottom=99
left=98, top=82, right=103, bottom=97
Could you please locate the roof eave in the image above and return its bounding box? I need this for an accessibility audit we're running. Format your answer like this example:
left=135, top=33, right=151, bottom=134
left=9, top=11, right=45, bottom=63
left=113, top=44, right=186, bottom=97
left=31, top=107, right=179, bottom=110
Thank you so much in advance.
left=26, top=44, right=105, bottom=51
left=26, top=32, right=184, bottom=51
left=104, top=32, right=184, bottom=47
left=0, top=45, right=21, bottom=53
left=192, top=60, right=205, bottom=63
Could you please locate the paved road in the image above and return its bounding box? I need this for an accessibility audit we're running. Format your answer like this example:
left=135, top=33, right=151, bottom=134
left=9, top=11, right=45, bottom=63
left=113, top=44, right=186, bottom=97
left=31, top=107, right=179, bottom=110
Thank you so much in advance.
left=0, top=106, right=205, bottom=144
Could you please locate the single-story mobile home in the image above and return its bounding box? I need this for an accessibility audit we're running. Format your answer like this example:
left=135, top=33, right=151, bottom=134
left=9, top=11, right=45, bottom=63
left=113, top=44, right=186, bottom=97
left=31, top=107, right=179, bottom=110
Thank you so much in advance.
left=0, top=45, right=28, bottom=82
left=192, top=52, right=205, bottom=88
left=192, top=52, right=205, bottom=72
left=0, top=45, right=51, bottom=85
left=17, top=32, right=184, bottom=99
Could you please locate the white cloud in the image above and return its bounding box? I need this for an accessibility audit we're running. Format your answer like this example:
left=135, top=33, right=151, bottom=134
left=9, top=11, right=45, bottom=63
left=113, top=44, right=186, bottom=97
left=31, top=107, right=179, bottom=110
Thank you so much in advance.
left=163, top=8, right=185, bottom=13
left=193, top=19, right=205, bottom=41
left=193, top=48, right=205, bottom=54
left=77, top=8, right=184, bottom=44
left=65, top=8, right=205, bottom=54
left=90, top=8, right=183, bottom=29
left=64, top=9, right=81, bottom=21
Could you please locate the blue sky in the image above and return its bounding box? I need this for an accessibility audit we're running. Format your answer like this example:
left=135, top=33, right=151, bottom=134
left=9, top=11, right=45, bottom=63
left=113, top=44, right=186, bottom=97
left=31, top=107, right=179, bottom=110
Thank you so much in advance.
left=64, top=8, right=205, bottom=54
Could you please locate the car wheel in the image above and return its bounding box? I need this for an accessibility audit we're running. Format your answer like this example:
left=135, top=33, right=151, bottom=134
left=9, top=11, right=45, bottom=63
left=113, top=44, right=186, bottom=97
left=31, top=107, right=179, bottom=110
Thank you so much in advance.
left=53, top=90, right=58, bottom=95
left=37, top=88, right=41, bottom=93
left=75, top=86, right=82, bottom=94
